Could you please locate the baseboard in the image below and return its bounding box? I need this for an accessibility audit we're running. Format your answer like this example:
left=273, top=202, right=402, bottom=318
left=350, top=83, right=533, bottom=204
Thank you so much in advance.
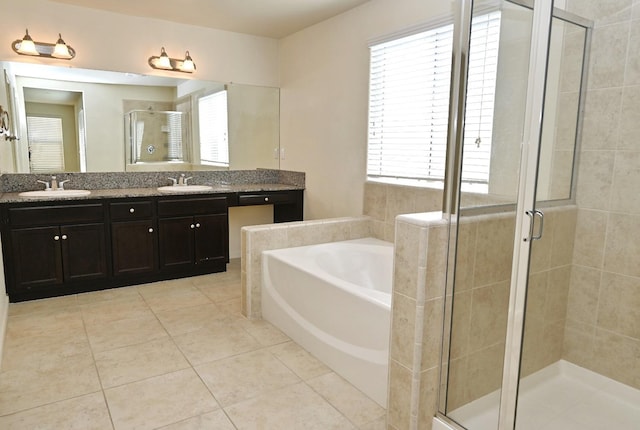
left=0, top=293, right=8, bottom=370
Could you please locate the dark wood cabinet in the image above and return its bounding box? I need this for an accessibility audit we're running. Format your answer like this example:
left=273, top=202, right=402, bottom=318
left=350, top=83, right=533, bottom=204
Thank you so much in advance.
left=1, top=188, right=302, bottom=302
left=8, top=219, right=108, bottom=295
left=158, top=196, right=228, bottom=274
left=10, top=226, right=63, bottom=290
left=112, top=220, right=157, bottom=276
left=110, top=201, right=157, bottom=277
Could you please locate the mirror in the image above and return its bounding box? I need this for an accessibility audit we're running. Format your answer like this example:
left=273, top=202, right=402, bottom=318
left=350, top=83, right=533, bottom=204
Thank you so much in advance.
left=1, top=61, right=280, bottom=173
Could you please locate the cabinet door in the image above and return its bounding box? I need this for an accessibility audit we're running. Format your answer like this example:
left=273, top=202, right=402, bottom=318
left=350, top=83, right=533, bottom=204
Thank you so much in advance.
left=159, top=217, right=195, bottom=270
left=194, top=213, right=228, bottom=265
left=60, top=223, right=108, bottom=282
left=10, top=226, right=63, bottom=291
left=112, top=220, right=157, bottom=276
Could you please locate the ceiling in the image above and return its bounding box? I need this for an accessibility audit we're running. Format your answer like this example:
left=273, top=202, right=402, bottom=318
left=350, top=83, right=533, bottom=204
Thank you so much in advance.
left=48, top=0, right=371, bottom=39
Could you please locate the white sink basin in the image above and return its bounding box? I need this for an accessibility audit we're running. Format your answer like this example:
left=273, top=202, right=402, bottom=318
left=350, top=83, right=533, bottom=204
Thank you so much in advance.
left=19, top=189, right=92, bottom=198
left=157, top=185, right=213, bottom=194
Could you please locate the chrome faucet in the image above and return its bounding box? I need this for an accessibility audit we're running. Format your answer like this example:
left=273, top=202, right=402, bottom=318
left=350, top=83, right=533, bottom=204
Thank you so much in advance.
left=167, top=173, right=193, bottom=186
left=36, top=179, right=51, bottom=190
left=178, top=173, right=192, bottom=186
left=50, top=176, right=58, bottom=190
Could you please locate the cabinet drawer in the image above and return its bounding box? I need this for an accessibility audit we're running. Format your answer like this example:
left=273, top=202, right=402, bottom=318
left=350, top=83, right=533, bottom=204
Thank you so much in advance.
left=8, top=204, right=104, bottom=227
left=110, top=201, right=153, bottom=220
left=158, top=196, right=228, bottom=217
left=237, top=192, right=293, bottom=206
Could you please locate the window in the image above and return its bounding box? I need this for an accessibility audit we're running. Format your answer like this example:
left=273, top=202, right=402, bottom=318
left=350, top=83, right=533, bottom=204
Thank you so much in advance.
left=198, top=90, right=229, bottom=166
left=26, top=116, right=65, bottom=172
left=166, top=112, right=184, bottom=161
left=367, top=12, right=501, bottom=186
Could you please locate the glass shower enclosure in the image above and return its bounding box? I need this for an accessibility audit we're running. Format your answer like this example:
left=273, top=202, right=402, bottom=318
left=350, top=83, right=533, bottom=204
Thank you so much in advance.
left=125, top=109, right=191, bottom=164
left=437, top=0, right=596, bottom=429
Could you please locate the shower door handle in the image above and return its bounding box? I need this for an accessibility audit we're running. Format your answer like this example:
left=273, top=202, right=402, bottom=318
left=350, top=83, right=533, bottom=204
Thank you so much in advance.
left=524, top=210, right=544, bottom=242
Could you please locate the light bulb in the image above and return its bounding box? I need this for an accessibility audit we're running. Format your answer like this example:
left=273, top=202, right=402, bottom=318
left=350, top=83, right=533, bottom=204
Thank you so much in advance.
left=52, top=34, right=72, bottom=59
left=180, top=51, right=195, bottom=72
left=17, top=30, right=39, bottom=56
left=156, top=47, right=172, bottom=69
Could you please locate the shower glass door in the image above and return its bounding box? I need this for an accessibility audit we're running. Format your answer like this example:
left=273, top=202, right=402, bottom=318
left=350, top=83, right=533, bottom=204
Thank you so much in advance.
left=515, top=10, right=590, bottom=430
left=441, top=0, right=559, bottom=429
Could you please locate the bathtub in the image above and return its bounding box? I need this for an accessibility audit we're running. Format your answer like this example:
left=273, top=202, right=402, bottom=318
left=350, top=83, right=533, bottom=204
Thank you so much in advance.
left=261, top=237, right=393, bottom=407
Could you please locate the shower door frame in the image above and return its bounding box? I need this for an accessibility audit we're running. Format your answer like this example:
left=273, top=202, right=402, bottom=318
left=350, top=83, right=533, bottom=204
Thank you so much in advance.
left=437, top=0, right=593, bottom=429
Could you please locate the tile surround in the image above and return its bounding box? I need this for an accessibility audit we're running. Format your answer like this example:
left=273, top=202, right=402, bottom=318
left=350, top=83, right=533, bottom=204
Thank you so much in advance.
left=564, top=0, right=640, bottom=390
left=241, top=216, right=375, bottom=318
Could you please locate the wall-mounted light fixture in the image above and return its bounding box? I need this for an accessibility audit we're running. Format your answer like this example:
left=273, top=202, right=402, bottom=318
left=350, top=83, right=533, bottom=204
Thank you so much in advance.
left=148, top=47, right=196, bottom=73
left=11, top=29, right=75, bottom=59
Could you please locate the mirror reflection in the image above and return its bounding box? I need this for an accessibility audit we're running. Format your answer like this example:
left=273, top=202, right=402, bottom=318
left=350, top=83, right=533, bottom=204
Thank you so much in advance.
left=2, top=61, right=280, bottom=173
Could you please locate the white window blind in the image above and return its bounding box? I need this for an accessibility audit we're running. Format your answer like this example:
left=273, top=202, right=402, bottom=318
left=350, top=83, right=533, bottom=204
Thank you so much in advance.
left=199, top=91, right=229, bottom=166
left=166, top=112, right=184, bottom=161
left=367, top=11, right=501, bottom=184
left=462, top=11, right=501, bottom=183
left=26, top=116, right=65, bottom=173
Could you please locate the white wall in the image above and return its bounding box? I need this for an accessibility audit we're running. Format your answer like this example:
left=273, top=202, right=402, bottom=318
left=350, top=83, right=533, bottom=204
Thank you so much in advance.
left=278, top=0, right=453, bottom=220
left=2, top=0, right=279, bottom=87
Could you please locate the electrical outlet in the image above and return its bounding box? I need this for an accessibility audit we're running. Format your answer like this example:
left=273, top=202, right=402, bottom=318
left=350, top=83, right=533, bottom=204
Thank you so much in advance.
left=280, top=148, right=286, bottom=160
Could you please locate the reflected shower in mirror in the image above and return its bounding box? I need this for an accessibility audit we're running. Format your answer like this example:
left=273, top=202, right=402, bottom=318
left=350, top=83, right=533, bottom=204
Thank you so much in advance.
left=1, top=61, right=280, bottom=173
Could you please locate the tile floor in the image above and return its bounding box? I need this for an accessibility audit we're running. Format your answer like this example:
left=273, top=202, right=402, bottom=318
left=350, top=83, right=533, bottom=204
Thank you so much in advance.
left=449, top=360, right=640, bottom=430
left=0, top=260, right=387, bottom=429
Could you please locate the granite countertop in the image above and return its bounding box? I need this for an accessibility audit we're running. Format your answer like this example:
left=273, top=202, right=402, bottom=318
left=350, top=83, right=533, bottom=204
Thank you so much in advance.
left=0, top=183, right=303, bottom=204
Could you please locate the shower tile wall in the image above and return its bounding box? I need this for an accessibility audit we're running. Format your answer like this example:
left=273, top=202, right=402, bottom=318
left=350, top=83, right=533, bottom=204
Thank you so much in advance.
left=563, top=0, right=640, bottom=390
left=387, top=213, right=448, bottom=430
left=446, top=206, right=576, bottom=411
left=363, top=182, right=442, bottom=242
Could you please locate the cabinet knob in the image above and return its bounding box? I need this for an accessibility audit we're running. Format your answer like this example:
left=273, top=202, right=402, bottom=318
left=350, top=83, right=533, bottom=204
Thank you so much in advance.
left=54, top=235, right=60, bottom=241
left=265, top=197, right=269, bottom=202
left=148, top=228, right=154, bottom=233
left=61, top=234, right=68, bottom=240
left=195, top=223, right=201, bottom=228
left=129, top=208, right=135, bottom=213
left=190, top=224, right=195, bottom=229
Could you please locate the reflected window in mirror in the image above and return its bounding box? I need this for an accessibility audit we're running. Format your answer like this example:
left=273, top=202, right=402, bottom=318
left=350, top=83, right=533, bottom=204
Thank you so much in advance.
left=26, top=115, right=65, bottom=172
left=198, top=90, right=229, bottom=167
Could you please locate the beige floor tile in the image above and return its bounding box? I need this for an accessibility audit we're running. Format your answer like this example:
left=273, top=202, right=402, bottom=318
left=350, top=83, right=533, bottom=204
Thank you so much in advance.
left=216, top=297, right=242, bottom=315
left=195, top=281, right=241, bottom=303
left=2, top=330, right=92, bottom=371
left=104, top=368, right=218, bottom=430
left=224, top=382, right=356, bottom=429
left=140, top=286, right=212, bottom=313
left=158, top=410, right=236, bottom=429
left=307, top=372, right=386, bottom=426
left=76, top=285, right=142, bottom=305
left=268, top=341, right=332, bottom=380
left=0, top=392, right=112, bottom=430
left=85, top=313, right=169, bottom=353
left=0, top=353, right=101, bottom=416
left=359, top=415, right=387, bottom=430
left=6, top=308, right=84, bottom=339
left=172, top=324, right=262, bottom=365
left=81, top=295, right=153, bottom=325
left=95, top=338, right=190, bottom=388
left=238, top=319, right=290, bottom=347
left=7, top=294, right=78, bottom=317
left=136, top=278, right=196, bottom=297
left=154, top=303, right=227, bottom=336
left=195, top=349, right=300, bottom=407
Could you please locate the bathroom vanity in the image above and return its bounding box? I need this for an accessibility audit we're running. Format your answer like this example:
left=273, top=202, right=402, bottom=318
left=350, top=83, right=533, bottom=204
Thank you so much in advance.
left=0, top=170, right=304, bottom=302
